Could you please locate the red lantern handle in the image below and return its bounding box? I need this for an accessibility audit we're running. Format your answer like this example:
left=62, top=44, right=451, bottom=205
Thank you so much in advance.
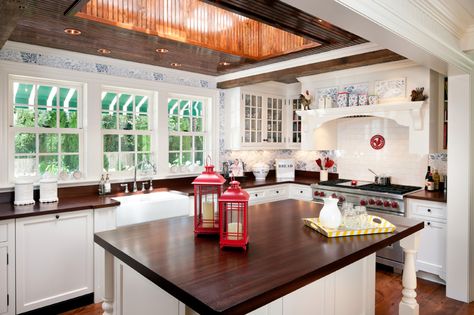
left=205, top=155, right=212, bottom=166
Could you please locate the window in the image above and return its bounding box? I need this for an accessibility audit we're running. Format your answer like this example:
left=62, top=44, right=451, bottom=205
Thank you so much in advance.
left=10, top=79, right=82, bottom=178
left=168, top=97, right=206, bottom=172
left=101, top=89, right=152, bottom=173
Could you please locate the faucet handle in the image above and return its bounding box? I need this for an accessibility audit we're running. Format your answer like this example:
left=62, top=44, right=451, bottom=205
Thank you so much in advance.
left=120, top=183, right=129, bottom=193
left=148, top=179, right=153, bottom=191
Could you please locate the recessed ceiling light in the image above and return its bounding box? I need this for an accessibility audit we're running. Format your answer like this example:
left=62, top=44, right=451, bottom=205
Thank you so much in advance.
left=64, top=28, right=81, bottom=35
left=219, top=61, right=231, bottom=66
left=155, top=48, right=169, bottom=53
left=170, top=63, right=182, bottom=67
left=97, top=48, right=111, bottom=54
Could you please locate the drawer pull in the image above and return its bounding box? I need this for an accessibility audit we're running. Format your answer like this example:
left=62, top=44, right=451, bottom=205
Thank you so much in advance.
left=300, top=190, right=303, bottom=194
left=276, top=191, right=279, bottom=194
left=255, top=194, right=258, bottom=197
left=427, top=222, right=431, bottom=226
left=427, top=209, right=432, bottom=213
left=55, top=215, right=60, bottom=219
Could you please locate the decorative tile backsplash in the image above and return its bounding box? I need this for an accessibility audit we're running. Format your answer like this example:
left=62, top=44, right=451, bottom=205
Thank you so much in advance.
left=428, top=153, right=447, bottom=175
left=221, top=150, right=335, bottom=173
left=0, top=46, right=214, bottom=89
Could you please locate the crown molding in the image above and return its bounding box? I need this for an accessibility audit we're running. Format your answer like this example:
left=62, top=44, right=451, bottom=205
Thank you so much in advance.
left=409, top=0, right=474, bottom=39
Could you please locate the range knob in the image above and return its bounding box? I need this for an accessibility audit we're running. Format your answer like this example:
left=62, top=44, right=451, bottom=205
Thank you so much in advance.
left=331, top=193, right=337, bottom=199
left=313, top=191, right=320, bottom=197
left=383, top=201, right=390, bottom=207
left=391, top=201, right=399, bottom=209
left=375, top=200, right=383, bottom=206
left=339, top=196, right=346, bottom=202
left=368, top=199, right=375, bottom=205
left=360, top=200, right=367, bottom=206
left=319, top=191, right=325, bottom=197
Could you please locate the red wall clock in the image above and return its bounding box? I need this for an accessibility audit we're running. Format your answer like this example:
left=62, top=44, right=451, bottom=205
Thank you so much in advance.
left=370, top=134, right=385, bottom=150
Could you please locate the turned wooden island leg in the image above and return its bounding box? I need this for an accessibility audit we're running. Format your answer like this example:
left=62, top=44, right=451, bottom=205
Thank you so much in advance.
left=102, top=251, right=115, bottom=315
left=399, top=232, right=420, bottom=315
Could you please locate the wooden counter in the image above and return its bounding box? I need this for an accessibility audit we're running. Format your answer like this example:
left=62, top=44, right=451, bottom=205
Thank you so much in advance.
left=404, top=190, right=447, bottom=203
left=0, top=171, right=323, bottom=221
left=95, top=199, right=423, bottom=315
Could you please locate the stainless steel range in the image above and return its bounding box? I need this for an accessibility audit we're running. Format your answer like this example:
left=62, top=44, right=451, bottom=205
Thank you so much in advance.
left=311, top=179, right=422, bottom=270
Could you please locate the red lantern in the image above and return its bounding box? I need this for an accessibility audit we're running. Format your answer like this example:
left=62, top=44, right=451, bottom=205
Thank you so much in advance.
left=192, top=163, right=226, bottom=235
left=219, top=180, right=249, bottom=250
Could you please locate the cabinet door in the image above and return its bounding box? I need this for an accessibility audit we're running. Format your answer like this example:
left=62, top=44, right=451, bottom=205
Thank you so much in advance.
left=288, top=98, right=302, bottom=148
left=0, top=246, right=7, bottom=315
left=16, top=210, right=94, bottom=313
left=415, top=218, right=446, bottom=279
left=265, top=97, right=284, bottom=145
left=242, top=93, right=264, bottom=146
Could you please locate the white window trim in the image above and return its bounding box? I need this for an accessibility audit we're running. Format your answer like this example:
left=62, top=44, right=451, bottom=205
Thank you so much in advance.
left=100, top=86, right=155, bottom=178
left=165, top=93, right=214, bottom=176
left=7, top=75, right=85, bottom=182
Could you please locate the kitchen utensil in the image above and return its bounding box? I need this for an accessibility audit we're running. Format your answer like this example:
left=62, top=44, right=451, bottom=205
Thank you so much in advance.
left=368, top=169, right=391, bottom=186
left=316, top=158, right=322, bottom=169
left=324, top=159, right=334, bottom=169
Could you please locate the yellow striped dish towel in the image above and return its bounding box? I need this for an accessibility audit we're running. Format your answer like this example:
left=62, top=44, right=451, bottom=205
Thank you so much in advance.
left=303, top=215, right=396, bottom=238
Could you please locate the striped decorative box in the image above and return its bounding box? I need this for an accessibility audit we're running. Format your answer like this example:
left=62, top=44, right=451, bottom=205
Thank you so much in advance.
left=303, top=215, right=396, bottom=238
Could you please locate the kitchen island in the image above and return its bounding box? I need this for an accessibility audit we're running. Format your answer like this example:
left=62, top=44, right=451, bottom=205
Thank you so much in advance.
left=95, top=199, right=423, bottom=315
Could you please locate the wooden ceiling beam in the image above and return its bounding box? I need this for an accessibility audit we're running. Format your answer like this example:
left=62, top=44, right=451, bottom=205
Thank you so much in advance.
left=217, top=50, right=407, bottom=89
left=0, top=0, right=28, bottom=49
left=64, top=0, right=89, bottom=16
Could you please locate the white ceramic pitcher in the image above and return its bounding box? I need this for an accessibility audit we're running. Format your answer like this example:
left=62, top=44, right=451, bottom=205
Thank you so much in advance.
left=319, top=197, right=342, bottom=229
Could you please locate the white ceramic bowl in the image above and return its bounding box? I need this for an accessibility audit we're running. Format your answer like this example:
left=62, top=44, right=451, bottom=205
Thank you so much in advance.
left=252, top=163, right=270, bottom=181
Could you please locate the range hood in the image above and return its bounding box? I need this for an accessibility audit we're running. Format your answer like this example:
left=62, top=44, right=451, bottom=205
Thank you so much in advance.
left=296, top=101, right=431, bottom=154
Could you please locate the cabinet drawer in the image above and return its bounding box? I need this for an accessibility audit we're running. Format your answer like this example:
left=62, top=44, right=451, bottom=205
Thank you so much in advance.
left=412, top=203, right=446, bottom=220
left=290, top=185, right=312, bottom=200
left=248, top=190, right=267, bottom=200
left=0, top=222, right=7, bottom=243
left=268, top=187, right=287, bottom=198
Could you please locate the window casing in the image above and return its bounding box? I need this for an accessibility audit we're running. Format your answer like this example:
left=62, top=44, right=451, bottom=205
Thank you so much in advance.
left=9, top=77, right=83, bottom=180
left=168, top=97, right=207, bottom=173
left=101, top=88, right=153, bottom=175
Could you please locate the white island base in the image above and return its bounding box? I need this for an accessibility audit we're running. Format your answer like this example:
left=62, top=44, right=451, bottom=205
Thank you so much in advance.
left=102, top=232, right=420, bottom=315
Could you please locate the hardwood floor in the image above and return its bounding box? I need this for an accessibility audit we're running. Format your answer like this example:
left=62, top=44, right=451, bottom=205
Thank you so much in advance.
left=61, top=267, right=474, bottom=315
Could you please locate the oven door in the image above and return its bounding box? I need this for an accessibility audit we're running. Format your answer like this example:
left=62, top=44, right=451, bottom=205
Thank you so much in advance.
left=368, top=210, right=405, bottom=271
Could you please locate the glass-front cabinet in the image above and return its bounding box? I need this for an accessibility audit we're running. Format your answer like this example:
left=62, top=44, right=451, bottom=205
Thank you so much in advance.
left=240, top=92, right=286, bottom=148
left=224, top=87, right=301, bottom=150
left=288, top=97, right=302, bottom=148
left=242, top=93, right=263, bottom=144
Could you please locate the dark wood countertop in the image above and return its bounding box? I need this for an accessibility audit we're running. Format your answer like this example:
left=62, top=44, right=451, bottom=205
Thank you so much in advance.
left=404, top=190, right=447, bottom=203
left=95, top=199, right=424, bottom=315
left=0, top=195, right=121, bottom=220
left=0, top=172, right=323, bottom=221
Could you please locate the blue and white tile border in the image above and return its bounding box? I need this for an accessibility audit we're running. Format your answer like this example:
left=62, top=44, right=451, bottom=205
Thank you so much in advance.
left=0, top=45, right=214, bottom=89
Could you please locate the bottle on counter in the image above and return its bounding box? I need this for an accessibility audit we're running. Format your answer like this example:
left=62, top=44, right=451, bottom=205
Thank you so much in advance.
left=424, top=166, right=431, bottom=190
left=432, top=169, right=440, bottom=191
left=99, top=174, right=105, bottom=195
left=427, top=173, right=435, bottom=191
left=104, top=173, right=111, bottom=194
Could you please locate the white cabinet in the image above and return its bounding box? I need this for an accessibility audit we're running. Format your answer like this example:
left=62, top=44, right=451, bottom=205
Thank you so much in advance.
left=0, top=220, right=14, bottom=315
left=406, top=199, right=446, bottom=280
left=224, top=85, right=296, bottom=150
left=287, top=97, right=302, bottom=149
left=16, top=210, right=94, bottom=313
left=246, top=185, right=289, bottom=205
left=289, top=185, right=312, bottom=201
left=246, top=184, right=311, bottom=205
left=94, top=206, right=117, bottom=303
